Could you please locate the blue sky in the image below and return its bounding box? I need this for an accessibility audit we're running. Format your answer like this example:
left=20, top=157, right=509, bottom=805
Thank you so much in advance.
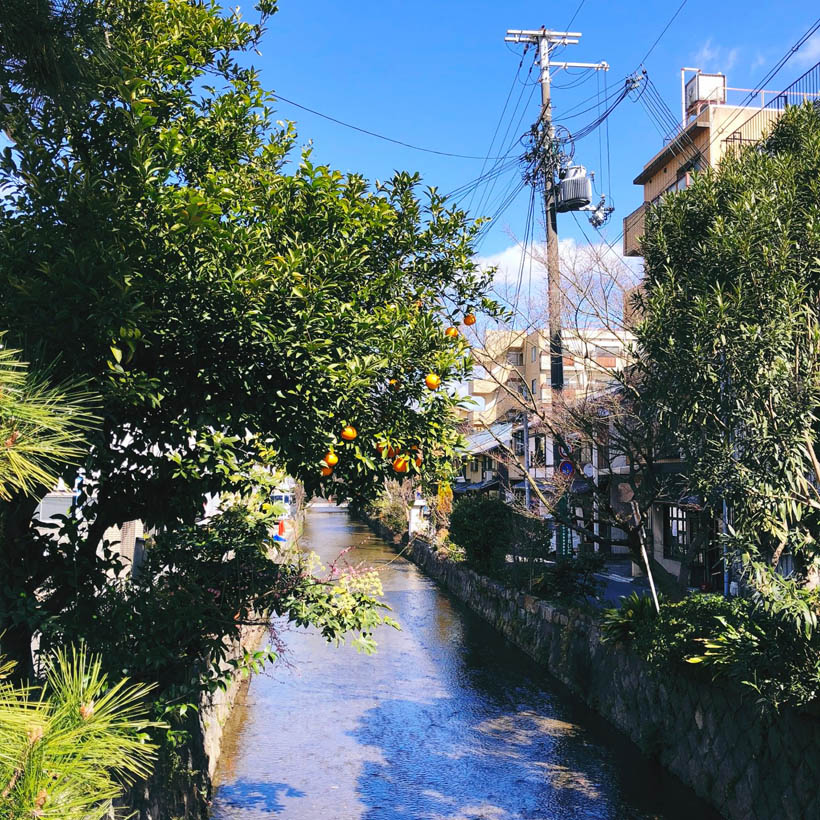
left=253, top=0, right=819, bottom=274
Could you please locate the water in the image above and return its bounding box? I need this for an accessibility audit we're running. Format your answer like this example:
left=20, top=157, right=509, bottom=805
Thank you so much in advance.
left=211, top=511, right=719, bottom=820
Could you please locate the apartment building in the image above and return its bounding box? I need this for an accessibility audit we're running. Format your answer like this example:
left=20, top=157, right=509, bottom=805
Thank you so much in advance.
left=467, top=327, right=629, bottom=428
left=623, top=70, right=783, bottom=259
left=458, top=326, right=628, bottom=540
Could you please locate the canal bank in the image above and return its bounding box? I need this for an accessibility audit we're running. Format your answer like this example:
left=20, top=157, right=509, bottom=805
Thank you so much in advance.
left=211, top=510, right=719, bottom=819
left=117, top=518, right=302, bottom=820
left=362, top=514, right=820, bottom=820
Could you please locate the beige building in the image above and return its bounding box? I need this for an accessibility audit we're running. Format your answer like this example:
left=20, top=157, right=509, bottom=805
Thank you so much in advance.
left=467, top=327, right=630, bottom=428
left=623, top=71, right=781, bottom=258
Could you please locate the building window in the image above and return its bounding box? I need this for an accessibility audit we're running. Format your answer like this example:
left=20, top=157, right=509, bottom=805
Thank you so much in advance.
left=531, top=378, right=537, bottom=396
left=663, top=504, right=699, bottom=560
left=507, top=351, right=524, bottom=366
left=531, top=346, right=537, bottom=362
left=470, top=457, right=479, bottom=473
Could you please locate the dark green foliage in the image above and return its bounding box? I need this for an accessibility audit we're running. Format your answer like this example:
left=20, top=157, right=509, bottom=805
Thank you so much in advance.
left=600, top=591, right=662, bottom=644
left=449, top=495, right=515, bottom=572
left=449, top=495, right=601, bottom=605
left=0, top=0, right=498, bottom=685
left=529, top=553, right=605, bottom=606
left=631, top=594, right=744, bottom=669
left=637, top=103, right=820, bottom=613
left=602, top=592, right=820, bottom=709
left=47, top=506, right=395, bottom=698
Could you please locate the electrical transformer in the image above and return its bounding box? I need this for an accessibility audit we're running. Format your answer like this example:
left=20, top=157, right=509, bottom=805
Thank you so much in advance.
left=555, top=165, right=593, bottom=213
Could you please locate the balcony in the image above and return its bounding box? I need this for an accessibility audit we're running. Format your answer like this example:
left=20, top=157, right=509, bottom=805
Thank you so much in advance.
left=623, top=202, right=647, bottom=257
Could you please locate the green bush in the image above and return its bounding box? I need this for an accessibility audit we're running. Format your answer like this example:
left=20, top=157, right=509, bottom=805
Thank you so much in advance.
left=531, top=553, right=605, bottom=606
left=372, top=492, right=408, bottom=535
left=449, top=495, right=513, bottom=573
left=600, top=591, right=662, bottom=644
left=633, top=593, right=746, bottom=669
left=601, top=591, right=820, bottom=710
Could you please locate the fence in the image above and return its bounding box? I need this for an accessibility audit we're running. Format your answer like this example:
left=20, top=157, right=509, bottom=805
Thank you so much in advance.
left=723, top=60, right=820, bottom=149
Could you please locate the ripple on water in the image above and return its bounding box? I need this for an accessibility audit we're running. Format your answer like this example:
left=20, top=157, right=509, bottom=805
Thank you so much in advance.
left=211, top=511, right=721, bottom=820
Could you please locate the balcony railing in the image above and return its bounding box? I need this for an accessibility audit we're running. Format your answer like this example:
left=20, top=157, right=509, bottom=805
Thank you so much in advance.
left=722, top=61, right=820, bottom=152
left=623, top=202, right=647, bottom=257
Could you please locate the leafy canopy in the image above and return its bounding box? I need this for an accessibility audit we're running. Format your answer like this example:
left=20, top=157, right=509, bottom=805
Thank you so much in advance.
left=636, top=103, right=820, bottom=609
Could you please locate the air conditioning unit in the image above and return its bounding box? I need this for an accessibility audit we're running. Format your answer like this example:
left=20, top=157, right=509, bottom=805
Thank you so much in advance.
left=555, top=166, right=593, bottom=213
left=685, top=73, right=725, bottom=117
left=483, top=470, right=495, bottom=480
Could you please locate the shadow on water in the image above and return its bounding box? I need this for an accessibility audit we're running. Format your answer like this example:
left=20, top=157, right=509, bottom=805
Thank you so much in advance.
left=211, top=511, right=722, bottom=820
left=211, top=780, right=306, bottom=815
left=349, top=591, right=723, bottom=820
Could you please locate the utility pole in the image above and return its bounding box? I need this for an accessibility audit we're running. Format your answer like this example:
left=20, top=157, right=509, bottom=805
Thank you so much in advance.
left=522, top=410, right=531, bottom=509
left=505, top=28, right=608, bottom=554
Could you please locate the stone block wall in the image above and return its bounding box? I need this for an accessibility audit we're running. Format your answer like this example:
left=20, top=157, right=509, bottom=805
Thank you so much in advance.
left=370, top=518, right=819, bottom=820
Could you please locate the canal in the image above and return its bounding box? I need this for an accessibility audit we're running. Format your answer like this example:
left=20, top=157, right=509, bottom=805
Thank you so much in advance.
left=211, top=511, right=719, bottom=820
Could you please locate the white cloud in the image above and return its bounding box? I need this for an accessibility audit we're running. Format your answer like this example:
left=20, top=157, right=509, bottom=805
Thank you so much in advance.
left=693, top=39, right=719, bottom=67
left=690, top=39, right=742, bottom=76
left=794, top=32, right=820, bottom=68
left=474, top=237, right=643, bottom=328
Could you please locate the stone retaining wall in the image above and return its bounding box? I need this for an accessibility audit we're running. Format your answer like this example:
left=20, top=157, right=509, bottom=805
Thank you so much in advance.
left=119, top=517, right=302, bottom=819
left=365, top=516, right=819, bottom=820
left=119, top=624, right=268, bottom=820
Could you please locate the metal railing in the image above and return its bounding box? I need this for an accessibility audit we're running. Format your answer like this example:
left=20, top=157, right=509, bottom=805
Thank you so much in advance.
left=723, top=61, right=820, bottom=149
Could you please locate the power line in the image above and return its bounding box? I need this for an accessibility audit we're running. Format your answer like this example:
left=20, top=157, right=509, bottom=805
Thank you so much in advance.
left=469, top=59, right=537, bottom=213
left=638, top=0, right=689, bottom=66
left=273, top=92, right=514, bottom=160
left=565, top=0, right=587, bottom=31
left=703, top=16, right=820, bottom=155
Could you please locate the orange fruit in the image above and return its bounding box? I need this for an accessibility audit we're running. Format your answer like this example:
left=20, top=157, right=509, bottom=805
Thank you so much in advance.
left=376, top=442, right=397, bottom=459
left=324, top=451, right=339, bottom=467
left=393, top=454, right=410, bottom=473
left=341, top=425, right=357, bottom=441
left=425, top=373, right=441, bottom=391
left=321, top=466, right=333, bottom=476
left=414, top=453, right=423, bottom=467
left=464, top=313, right=476, bottom=326
left=445, top=327, right=459, bottom=339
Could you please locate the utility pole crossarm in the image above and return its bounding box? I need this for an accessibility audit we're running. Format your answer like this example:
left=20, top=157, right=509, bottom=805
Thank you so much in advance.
left=550, top=61, right=609, bottom=71
left=503, top=23, right=608, bottom=554
left=505, top=29, right=582, bottom=41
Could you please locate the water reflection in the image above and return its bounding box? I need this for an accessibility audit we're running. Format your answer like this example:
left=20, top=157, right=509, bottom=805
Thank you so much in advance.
left=211, top=512, right=719, bottom=820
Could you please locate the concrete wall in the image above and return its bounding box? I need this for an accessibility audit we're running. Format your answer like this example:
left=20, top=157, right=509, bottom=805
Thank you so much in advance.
left=366, top=516, right=819, bottom=820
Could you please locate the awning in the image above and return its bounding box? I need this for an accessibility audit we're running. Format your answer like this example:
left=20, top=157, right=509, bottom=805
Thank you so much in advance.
left=465, top=422, right=513, bottom=455
left=512, top=479, right=554, bottom=492
left=512, top=478, right=594, bottom=495
left=453, top=479, right=499, bottom=493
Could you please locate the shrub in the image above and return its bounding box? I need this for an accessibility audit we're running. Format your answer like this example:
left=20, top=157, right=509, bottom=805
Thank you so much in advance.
left=530, top=553, right=605, bottom=606
left=600, top=591, right=662, bottom=644
left=449, top=495, right=513, bottom=572
left=601, top=591, right=820, bottom=710
left=633, top=593, right=746, bottom=668
left=370, top=480, right=412, bottom=535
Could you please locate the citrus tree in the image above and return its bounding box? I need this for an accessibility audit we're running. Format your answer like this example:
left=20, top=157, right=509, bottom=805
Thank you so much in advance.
left=0, top=0, right=498, bottom=679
